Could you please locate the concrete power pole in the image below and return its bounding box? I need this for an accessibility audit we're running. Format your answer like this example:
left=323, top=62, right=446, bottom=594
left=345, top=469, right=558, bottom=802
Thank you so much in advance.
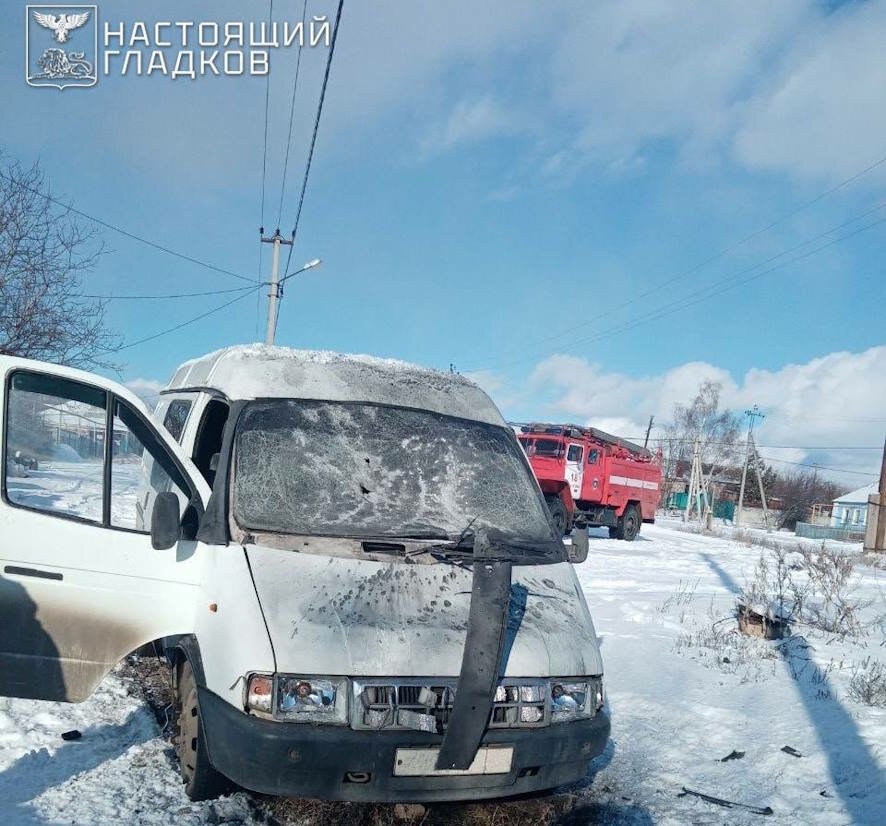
left=866, top=435, right=886, bottom=553
left=261, top=228, right=294, bottom=345
left=735, top=405, right=769, bottom=529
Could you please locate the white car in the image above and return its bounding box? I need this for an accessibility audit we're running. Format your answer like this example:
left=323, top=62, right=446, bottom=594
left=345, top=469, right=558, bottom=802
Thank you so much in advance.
left=0, top=345, right=608, bottom=802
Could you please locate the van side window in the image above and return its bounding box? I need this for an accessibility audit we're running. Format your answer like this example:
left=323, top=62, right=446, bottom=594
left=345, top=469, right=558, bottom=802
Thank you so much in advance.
left=4, top=372, right=191, bottom=533
left=111, top=400, right=191, bottom=533
left=162, top=399, right=192, bottom=444
left=4, top=372, right=106, bottom=523
left=587, top=449, right=599, bottom=465
left=566, top=445, right=583, bottom=462
left=193, top=399, right=230, bottom=485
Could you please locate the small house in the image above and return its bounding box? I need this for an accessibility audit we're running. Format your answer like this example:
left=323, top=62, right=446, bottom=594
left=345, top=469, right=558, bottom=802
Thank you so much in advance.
left=831, top=483, right=878, bottom=529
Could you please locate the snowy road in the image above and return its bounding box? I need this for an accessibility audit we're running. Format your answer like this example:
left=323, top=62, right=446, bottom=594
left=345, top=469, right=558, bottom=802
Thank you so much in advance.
left=1, top=522, right=884, bottom=824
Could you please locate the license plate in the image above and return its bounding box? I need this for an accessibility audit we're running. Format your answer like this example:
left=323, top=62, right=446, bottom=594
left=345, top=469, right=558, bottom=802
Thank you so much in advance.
left=393, top=746, right=514, bottom=777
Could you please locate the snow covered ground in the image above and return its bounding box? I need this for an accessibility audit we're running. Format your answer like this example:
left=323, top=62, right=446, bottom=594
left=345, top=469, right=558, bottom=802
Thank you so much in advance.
left=1, top=521, right=883, bottom=824
left=575, top=519, right=886, bottom=825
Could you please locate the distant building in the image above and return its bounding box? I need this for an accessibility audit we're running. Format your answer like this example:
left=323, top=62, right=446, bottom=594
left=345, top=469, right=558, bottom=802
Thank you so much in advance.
left=831, top=483, right=878, bottom=529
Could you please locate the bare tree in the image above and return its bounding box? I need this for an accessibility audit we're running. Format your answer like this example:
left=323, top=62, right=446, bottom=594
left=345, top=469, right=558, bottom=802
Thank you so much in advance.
left=0, top=156, right=119, bottom=368
left=773, top=469, right=844, bottom=530
left=658, top=380, right=742, bottom=503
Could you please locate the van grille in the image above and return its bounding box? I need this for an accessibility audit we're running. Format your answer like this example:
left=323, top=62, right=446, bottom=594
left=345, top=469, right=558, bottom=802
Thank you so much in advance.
left=351, top=679, right=549, bottom=731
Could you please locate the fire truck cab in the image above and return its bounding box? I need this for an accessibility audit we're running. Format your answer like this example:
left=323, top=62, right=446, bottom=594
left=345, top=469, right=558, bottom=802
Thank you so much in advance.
left=517, top=423, right=661, bottom=541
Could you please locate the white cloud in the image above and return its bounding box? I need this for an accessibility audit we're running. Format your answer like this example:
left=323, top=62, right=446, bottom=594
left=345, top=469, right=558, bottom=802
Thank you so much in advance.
left=420, top=97, right=523, bottom=153
left=16, top=0, right=881, bottom=192
left=733, top=1, right=886, bottom=182
left=487, top=345, right=886, bottom=486
left=125, top=377, right=164, bottom=406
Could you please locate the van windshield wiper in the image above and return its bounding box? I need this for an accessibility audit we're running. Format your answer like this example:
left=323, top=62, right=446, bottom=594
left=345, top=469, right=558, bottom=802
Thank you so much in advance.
left=405, top=524, right=562, bottom=565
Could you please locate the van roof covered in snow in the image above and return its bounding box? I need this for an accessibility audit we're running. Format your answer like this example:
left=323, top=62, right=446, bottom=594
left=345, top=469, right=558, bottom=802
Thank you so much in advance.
left=164, top=345, right=505, bottom=426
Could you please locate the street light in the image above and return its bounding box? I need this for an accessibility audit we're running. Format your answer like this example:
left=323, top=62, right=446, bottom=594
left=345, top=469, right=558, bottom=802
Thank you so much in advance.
left=279, top=258, right=322, bottom=286
left=266, top=257, right=323, bottom=345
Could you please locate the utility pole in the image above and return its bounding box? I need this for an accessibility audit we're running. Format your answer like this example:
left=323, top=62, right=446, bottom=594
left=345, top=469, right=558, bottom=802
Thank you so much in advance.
left=684, top=437, right=710, bottom=526
left=735, top=404, right=769, bottom=529
left=644, top=415, right=655, bottom=448
left=868, top=434, right=886, bottom=553
left=260, top=227, right=294, bottom=345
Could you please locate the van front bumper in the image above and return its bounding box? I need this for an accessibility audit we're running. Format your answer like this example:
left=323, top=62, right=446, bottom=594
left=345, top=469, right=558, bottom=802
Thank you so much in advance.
left=198, top=688, right=610, bottom=802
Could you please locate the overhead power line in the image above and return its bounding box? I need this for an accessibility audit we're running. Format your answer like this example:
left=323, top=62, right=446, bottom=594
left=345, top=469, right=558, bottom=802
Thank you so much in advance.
left=80, top=286, right=256, bottom=300
left=111, top=285, right=262, bottom=351
left=473, top=208, right=886, bottom=371
left=276, top=0, right=309, bottom=229
left=629, top=438, right=884, bottom=450
left=757, top=455, right=878, bottom=478
left=0, top=170, right=257, bottom=285
left=282, top=0, right=344, bottom=276
left=468, top=150, right=886, bottom=369
left=259, top=0, right=274, bottom=233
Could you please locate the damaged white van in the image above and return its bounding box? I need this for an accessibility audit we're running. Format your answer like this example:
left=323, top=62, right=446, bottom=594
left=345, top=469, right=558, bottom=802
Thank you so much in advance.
left=0, top=346, right=609, bottom=802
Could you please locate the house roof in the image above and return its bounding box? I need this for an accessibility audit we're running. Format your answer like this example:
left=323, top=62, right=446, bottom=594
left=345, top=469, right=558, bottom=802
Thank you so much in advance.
left=163, top=345, right=505, bottom=426
left=833, top=482, right=878, bottom=505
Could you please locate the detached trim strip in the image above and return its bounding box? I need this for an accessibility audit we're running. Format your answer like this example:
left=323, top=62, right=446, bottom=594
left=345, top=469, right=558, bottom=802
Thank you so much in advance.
left=4, top=565, right=63, bottom=581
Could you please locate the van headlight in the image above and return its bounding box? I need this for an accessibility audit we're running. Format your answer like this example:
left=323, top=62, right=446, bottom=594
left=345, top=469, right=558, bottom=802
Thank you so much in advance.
left=550, top=677, right=603, bottom=723
left=246, top=674, right=348, bottom=724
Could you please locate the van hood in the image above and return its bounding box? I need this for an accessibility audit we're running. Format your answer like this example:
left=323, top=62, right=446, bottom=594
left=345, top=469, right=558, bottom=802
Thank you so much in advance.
left=245, top=544, right=602, bottom=678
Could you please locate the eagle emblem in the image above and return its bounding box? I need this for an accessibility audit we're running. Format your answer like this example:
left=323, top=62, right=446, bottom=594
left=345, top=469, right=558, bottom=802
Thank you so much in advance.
left=32, top=10, right=90, bottom=42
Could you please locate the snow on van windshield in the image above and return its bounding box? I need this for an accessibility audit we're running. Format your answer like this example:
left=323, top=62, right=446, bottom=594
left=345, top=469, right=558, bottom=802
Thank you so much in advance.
left=232, top=400, right=553, bottom=541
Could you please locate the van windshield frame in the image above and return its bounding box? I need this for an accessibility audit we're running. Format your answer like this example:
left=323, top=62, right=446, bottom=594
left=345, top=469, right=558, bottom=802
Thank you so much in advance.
left=229, top=398, right=561, bottom=554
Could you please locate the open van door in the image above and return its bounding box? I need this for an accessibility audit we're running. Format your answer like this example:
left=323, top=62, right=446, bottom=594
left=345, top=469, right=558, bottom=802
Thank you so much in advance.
left=0, top=357, right=209, bottom=702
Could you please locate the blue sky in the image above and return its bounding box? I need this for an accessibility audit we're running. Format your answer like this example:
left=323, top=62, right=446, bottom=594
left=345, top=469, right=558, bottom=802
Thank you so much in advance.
left=2, top=0, right=885, bottom=483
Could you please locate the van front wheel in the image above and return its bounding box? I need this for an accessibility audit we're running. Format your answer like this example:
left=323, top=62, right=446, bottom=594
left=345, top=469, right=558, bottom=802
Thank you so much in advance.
left=174, top=659, right=228, bottom=801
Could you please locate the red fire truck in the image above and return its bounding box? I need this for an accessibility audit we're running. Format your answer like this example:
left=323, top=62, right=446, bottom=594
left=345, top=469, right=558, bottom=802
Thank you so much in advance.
left=517, top=423, right=662, bottom=540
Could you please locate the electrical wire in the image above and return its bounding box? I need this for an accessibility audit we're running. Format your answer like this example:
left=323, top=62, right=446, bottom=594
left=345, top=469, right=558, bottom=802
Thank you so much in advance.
left=282, top=0, right=344, bottom=278
left=79, top=286, right=257, bottom=300
left=255, top=0, right=275, bottom=339
left=468, top=151, right=886, bottom=369
left=111, top=285, right=263, bottom=352
left=0, top=170, right=257, bottom=284
left=757, top=455, right=879, bottom=478
left=626, top=439, right=883, bottom=450
left=275, top=0, right=309, bottom=229
left=472, top=209, right=886, bottom=371
left=259, top=0, right=274, bottom=232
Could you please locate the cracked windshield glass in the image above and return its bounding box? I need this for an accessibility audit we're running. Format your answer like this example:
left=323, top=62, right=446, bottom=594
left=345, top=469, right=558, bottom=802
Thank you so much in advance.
left=232, top=400, right=553, bottom=542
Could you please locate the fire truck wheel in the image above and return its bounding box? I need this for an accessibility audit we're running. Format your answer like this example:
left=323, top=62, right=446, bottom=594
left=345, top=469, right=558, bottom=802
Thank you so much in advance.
left=545, top=495, right=570, bottom=536
left=617, top=505, right=641, bottom=542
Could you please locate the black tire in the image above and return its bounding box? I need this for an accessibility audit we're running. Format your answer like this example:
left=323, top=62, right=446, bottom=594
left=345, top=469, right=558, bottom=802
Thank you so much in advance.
left=615, top=505, right=641, bottom=542
left=545, top=495, right=570, bottom=536
left=607, top=526, right=618, bottom=539
left=174, top=659, right=228, bottom=801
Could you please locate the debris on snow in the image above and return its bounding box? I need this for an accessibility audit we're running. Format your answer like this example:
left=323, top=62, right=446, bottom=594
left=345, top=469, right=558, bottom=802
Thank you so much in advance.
left=679, top=786, right=774, bottom=815
left=721, top=749, right=745, bottom=761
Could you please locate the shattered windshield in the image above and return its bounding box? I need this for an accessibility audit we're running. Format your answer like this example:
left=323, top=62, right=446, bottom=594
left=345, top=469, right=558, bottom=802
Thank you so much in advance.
left=232, top=400, right=555, bottom=543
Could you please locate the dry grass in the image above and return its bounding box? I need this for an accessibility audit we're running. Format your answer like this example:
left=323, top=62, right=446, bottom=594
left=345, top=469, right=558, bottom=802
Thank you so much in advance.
left=262, top=795, right=576, bottom=826
left=847, top=658, right=886, bottom=708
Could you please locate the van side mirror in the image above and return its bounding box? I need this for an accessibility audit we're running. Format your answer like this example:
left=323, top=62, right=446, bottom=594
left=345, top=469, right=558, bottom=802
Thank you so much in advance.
left=151, top=491, right=181, bottom=550
left=567, top=527, right=589, bottom=564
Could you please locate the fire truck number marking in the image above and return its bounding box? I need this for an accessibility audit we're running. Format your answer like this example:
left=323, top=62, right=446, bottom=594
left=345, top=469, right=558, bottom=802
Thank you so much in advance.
left=609, top=475, right=659, bottom=491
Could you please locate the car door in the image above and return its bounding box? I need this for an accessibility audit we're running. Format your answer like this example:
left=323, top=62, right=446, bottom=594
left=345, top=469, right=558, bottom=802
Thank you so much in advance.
left=565, top=442, right=584, bottom=499
left=0, top=356, right=210, bottom=702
